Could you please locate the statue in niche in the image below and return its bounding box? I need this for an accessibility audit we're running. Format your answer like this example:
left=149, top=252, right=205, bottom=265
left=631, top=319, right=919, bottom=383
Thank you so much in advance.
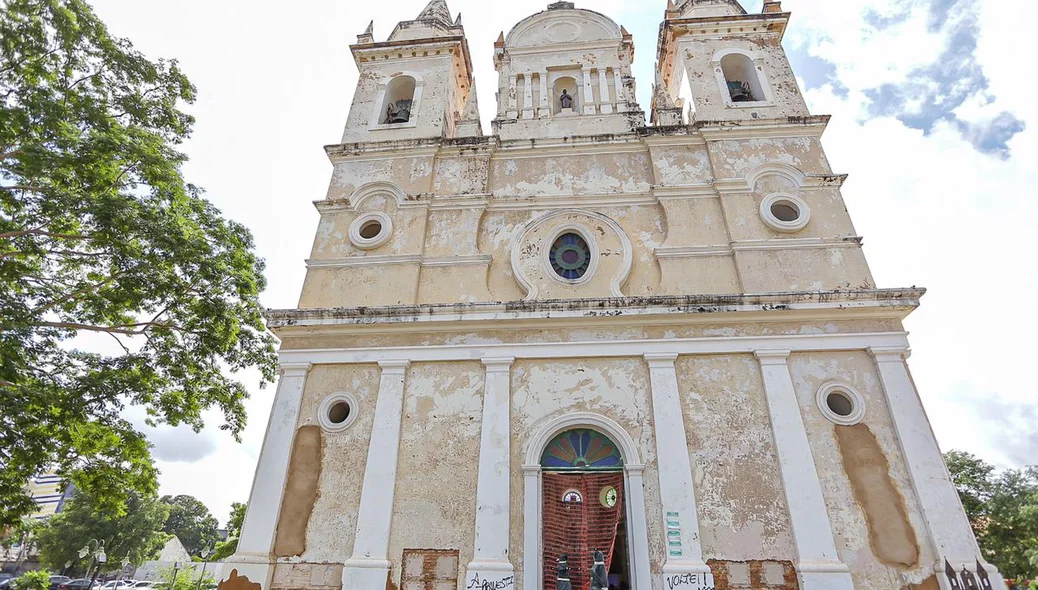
left=559, top=89, right=573, bottom=110
left=590, top=550, right=608, bottom=590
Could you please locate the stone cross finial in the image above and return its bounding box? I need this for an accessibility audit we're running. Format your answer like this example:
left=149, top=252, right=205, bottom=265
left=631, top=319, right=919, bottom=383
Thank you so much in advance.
left=548, top=1, right=576, bottom=9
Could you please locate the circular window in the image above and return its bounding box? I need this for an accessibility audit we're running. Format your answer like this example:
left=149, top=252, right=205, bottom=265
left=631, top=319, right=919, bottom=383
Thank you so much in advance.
left=760, top=194, right=810, bottom=233
left=317, top=393, right=359, bottom=432
left=815, top=382, right=865, bottom=426
left=349, top=212, right=393, bottom=250
left=550, top=232, right=592, bottom=280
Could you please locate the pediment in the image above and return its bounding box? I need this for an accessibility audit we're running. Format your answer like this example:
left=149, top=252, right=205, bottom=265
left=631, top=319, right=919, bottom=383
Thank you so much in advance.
left=506, top=8, right=621, bottom=48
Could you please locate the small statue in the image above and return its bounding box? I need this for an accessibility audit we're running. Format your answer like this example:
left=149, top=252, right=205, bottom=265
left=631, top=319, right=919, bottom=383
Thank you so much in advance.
left=556, top=554, right=572, bottom=590
left=559, top=89, right=573, bottom=110
left=590, top=550, right=608, bottom=590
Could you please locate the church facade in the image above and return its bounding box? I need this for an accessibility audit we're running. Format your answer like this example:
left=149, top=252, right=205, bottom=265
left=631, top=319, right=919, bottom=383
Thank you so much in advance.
left=219, top=2, right=1002, bottom=590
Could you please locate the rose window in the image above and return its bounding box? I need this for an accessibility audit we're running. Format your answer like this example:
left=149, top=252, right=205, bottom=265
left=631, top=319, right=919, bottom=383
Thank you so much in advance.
left=550, top=233, right=591, bottom=280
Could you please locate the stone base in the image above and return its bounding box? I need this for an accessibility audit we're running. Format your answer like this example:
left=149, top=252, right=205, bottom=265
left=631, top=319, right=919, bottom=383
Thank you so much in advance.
left=797, top=562, right=854, bottom=590
left=464, top=561, right=515, bottom=590
left=341, top=558, right=391, bottom=590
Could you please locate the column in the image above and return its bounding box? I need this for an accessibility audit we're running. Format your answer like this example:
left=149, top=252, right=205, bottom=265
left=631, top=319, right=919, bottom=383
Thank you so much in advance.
left=581, top=65, right=595, bottom=115
left=598, top=68, right=613, bottom=114
left=465, top=358, right=516, bottom=590
left=342, top=360, right=410, bottom=589
left=225, top=362, right=312, bottom=590
left=868, top=347, right=1005, bottom=590
left=521, top=465, right=540, bottom=590
left=754, top=350, right=853, bottom=590
left=522, top=74, right=534, bottom=120
left=644, top=354, right=711, bottom=580
left=613, top=69, right=626, bottom=113
left=539, top=70, right=549, bottom=117
left=506, top=74, right=518, bottom=119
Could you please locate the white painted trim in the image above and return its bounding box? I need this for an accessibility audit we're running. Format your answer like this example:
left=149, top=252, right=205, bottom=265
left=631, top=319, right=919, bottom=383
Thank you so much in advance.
left=746, top=163, right=807, bottom=190
left=760, top=193, right=811, bottom=233
left=754, top=350, right=854, bottom=590
left=542, top=223, right=601, bottom=288
left=316, top=392, right=360, bottom=433
left=654, top=245, right=733, bottom=258
left=349, top=212, right=394, bottom=250
left=815, top=381, right=865, bottom=426
left=730, top=237, right=860, bottom=251
left=522, top=413, right=650, bottom=590
left=348, top=181, right=407, bottom=210
left=342, top=360, right=410, bottom=588
left=278, top=332, right=913, bottom=367
left=465, top=357, right=516, bottom=589
left=421, top=255, right=494, bottom=267
left=643, top=354, right=712, bottom=579
left=510, top=209, right=633, bottom=300
left=305, top=255, right=422, bottom=269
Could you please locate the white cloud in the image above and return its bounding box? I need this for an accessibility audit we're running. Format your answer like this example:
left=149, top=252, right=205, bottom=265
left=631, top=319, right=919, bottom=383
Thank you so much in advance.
left=82, top=0, right=1036, bottom=518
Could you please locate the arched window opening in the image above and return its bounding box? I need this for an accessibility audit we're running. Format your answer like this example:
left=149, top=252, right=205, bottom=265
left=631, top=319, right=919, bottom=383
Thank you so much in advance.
left=553, top=76, right=579, bottom=115
left=540, top=429, right=630, bottom=590
left=720, top=53, right=764, bottom=103
left=382, top=76, right=416, bottom=124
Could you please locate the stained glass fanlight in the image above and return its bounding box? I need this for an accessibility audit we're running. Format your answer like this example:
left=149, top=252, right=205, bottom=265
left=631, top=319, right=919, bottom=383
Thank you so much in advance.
left=540, top=429, right=623, bottom=471
left=549, top=232, right=591, bottom=280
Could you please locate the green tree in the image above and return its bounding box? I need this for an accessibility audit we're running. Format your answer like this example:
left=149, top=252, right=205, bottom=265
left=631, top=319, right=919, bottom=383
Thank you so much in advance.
left=944, top=451, right=1038, bottom=581
left=1, top=517, right=43, bottom=572
left=160, top=495, right=218, bottom=557
left=157, top=564, right=214, bottom=590
left=35, top=491, right=170, bottom=574
left=12, top=569, right=51, bottom=590
left=210, top=502, right=245, bottom=562
left=0, top=0, right=277, bottom=528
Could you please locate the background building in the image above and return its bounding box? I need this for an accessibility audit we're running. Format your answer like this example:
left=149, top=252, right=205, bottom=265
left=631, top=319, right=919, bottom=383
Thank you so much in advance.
left=219, top=2, right=1001, bottom=590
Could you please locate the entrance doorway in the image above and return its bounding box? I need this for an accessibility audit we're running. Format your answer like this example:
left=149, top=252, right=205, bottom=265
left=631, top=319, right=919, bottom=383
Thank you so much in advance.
left=540, top=429, right=631, bottom=590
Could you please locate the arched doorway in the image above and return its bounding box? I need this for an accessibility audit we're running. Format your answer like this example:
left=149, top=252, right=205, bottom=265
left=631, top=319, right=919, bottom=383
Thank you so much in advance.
left=540, top=428, right=631, bottom=590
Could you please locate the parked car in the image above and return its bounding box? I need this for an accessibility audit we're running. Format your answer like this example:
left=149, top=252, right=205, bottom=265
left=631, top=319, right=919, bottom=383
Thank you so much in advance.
left=99, top=582, right=133, bottom=590
left=0, top=576, right=15, bottom=590
left=58, top=579, right=99, bottom=590
left=48, top=576, right=71, bottom=590
left=130, top=582, right=155, bottom=589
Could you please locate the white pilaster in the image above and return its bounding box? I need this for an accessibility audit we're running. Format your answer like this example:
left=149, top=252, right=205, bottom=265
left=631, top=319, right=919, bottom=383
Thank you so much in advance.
left=868, top=347, right=1005, bottom=590
left=522, top=74, right=534, bottom=120
left=224, top=362, right=312, bottom=590
left=754, top=350, right=854, bottom=590
left=613, top=70, right=626, bottom=112
left=465, top=357, right=516, bottom=590
left=342, top=360, right=410, bottom=590
left=599, top=69, right=613, bottom=114
left=521, top=465, right=540, bottom=590
left=643, top=354, right=710, bottom=579
left=581, top=65, right=595, bottom=115
left=539, top=71, right=549, bottom=117
left=625, top=465, right=654, bottom=590
left=506, top=75, right=518, bottom=119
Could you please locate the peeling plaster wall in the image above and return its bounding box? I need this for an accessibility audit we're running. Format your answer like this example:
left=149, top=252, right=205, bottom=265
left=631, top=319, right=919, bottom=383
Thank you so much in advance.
left=508, top=358, right=662, bottom=588
left=676, top=355, right=795, bottom=561
left=295, top=364, right=381, bottom=565
left=387, top=362, right=484, bottom=588
left=788, top=352, right=936, bottom=589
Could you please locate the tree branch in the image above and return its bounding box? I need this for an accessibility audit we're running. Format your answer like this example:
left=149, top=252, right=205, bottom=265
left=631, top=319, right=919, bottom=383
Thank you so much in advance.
left=0, top=229, right=89, bottom=240
left=0, top=149, right=21, bottom=160
left=35, top=271, right=124, bottom=314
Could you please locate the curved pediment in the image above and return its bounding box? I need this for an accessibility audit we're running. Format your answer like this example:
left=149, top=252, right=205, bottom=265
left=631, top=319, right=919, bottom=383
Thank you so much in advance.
left=506, top=7, right=621, bottom=49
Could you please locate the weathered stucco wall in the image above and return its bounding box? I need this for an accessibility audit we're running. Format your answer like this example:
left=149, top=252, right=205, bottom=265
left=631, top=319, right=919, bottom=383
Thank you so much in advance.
left=387, top=362, right=484, bottom=589
left=676, top=355, right=795, bottom=561
left=788, top=352, right=937, bottom=589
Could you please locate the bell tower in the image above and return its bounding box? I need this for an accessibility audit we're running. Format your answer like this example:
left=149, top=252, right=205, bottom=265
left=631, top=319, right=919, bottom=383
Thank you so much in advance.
left=341, top=0, right=481, bottom=143
left=654, top=0, right=809, bottom=122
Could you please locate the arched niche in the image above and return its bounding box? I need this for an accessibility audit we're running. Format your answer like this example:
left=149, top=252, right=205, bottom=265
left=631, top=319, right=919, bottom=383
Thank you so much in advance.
left=382, top=75, right=416, bottom=123
left=522, top=413, right=651, bottom=590
left=552, top=76, right=579, bottom=115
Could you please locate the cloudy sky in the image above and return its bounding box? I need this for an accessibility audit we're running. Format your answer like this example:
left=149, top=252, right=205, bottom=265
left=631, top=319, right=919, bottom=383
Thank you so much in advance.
left=85, top=0, right=1036, bottom=523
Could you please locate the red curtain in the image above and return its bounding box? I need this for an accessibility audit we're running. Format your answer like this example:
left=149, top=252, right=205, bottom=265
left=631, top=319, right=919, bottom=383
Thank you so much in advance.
left=542, top=472, right=624, bottom=590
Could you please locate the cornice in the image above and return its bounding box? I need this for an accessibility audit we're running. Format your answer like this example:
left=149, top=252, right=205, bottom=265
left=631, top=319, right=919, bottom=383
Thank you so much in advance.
left=264, top=288, right=925, bottom=335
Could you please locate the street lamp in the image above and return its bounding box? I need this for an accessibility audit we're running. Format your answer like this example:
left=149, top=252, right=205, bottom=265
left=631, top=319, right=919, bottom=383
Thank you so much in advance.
left=77, top=540, right=106, bottom=588
left=195, top=546, right=214, bottom=590
left=170, top=562, right=181, bottom=590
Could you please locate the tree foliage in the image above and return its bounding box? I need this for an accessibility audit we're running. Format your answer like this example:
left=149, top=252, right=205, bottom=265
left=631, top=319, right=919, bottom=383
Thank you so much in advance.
left=209, top=502, right=245, bottom=562
left=1, top=517, right=44, bottom=571
left=945, top=451, right=1038, bottom=581
left=160, top=495, right=217, bottom=558
left=12, top=569, right=51, bottom=590
left=35, top=491, right=170, bottom=574
left=158, top=564, right=215, bottom=590
left=0, top=0, right=277, bottom=527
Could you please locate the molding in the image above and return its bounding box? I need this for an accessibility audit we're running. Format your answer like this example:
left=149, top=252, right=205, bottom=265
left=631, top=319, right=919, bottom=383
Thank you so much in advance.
left=523, top=411, right=643, bottom=468
left=643, top=352, right=679, bottom=367
left=317, top=392, right=360, bottom=433
left=482, top=357, right=516, bottom=371
left=265, top=289, right=925, bottom=333
left=869, top=345, right=910, bottom=363
left=306, top=254, right=491, bottom=269
left=276, top=331, right=913, bottom=367
left=349, top=212, right=394, bottom=250
left=377, top=359, right=410, bottom=374
left=731, top=236, right=862, bottom=251
left=754, top=349, right=791, bottom=364
left=760, top=193, right=811, bottom=233
left=654, top=245, right=732, bottom=258
left=277, top=362, right=313, bottom=376
left=487, top=193, right=658, bottom=210
left=815, top=381, right=866, bottom=426
left=422, top=255, right=493, bottom=267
